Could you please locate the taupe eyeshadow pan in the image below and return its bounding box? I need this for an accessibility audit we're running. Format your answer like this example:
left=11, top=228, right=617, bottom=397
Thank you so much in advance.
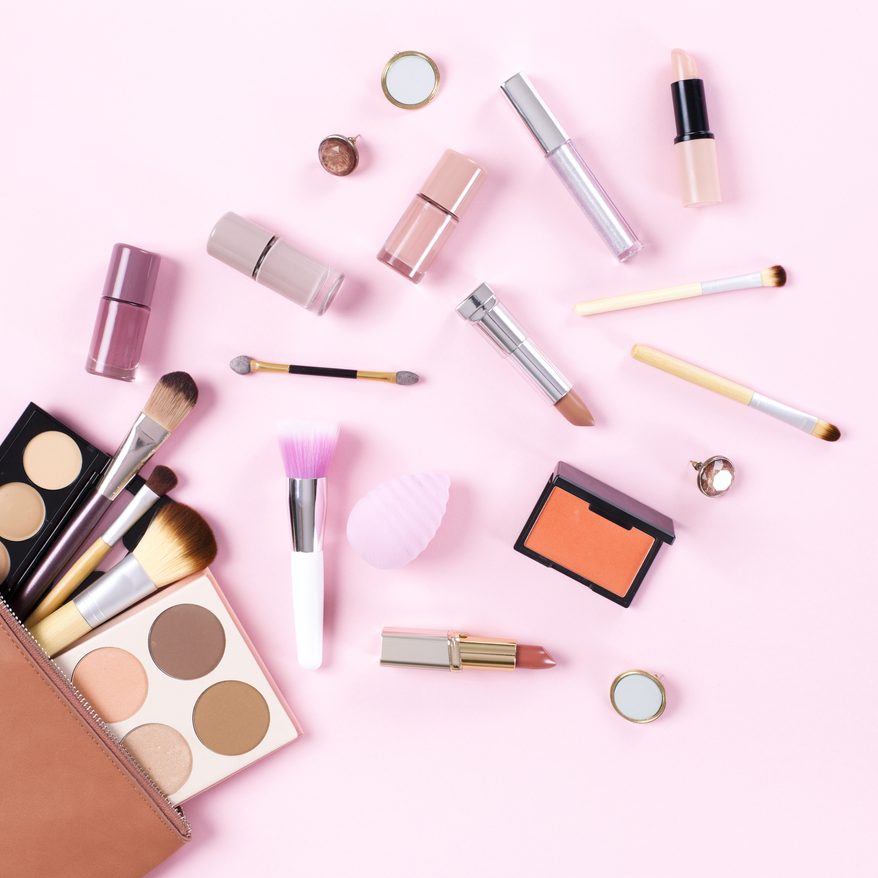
left=148, top=604, right=226, bottom=680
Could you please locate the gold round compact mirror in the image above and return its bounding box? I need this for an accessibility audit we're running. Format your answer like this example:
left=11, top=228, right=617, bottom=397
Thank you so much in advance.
left=610, top=670, right=666, bottom=723
left=381, top=51, right=440, bottom=110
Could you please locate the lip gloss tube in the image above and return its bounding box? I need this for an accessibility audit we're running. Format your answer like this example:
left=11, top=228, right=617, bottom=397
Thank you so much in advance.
left=671, top=49, right=721, bottom=207
left=501, top=73, right=642, bottom=263
left=457, top=283, right=594, bottom=426
left=378, top=149, right=485, bottom=284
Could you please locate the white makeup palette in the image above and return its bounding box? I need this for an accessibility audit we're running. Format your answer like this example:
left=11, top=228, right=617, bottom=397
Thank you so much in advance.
left=55, top=570, right=299, bottom=803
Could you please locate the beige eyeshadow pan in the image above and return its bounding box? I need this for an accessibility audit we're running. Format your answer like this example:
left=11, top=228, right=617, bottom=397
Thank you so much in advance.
left=0, top=542, right=10, bottom=586
left=22, top=430, right=83, bottom=490
left=0, top=482, right=46, bottom=541
left=72, top=647, right=148, bottom=723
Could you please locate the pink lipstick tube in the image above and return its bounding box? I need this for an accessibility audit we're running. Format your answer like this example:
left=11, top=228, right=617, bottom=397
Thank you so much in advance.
left=671, top=49, right=721, bottom=207
left=377, top=149, right=485, bottom=284
left=501, top=73, right=642, bottom=263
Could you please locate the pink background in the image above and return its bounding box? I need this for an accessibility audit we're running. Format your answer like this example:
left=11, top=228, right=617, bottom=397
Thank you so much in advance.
left=2, top=1, right=874, bottom=875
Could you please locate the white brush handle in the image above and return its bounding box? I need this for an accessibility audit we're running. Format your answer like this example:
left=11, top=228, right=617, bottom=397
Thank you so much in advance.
left=291, top=550, right=324, bottom=670
left=574, top=282, right=702, bottom=316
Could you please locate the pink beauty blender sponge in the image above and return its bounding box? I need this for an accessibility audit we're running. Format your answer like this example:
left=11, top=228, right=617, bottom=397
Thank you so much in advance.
left=346, top=472, right=451, bottom=569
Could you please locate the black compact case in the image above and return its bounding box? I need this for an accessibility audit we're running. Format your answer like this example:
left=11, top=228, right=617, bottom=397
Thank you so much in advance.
left=0, top=403, right=144, bottom=599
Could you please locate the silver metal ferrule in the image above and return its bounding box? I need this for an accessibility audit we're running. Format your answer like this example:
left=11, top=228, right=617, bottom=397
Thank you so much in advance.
left=73, top=554, right=157, bottom=629
left=288, top=477, right=327, bottom=553
left=701, top=272, right=763, bottom=295
left=381, top=628, right=456, bottom=670
left=457, top=283, right=572, bottom=403
left=749, top=393, right=818, bottom=433
left=96, top=413, right=170, bottom=500
left=501, top=73, right=568, bottom=155
left=101, top=486, right=159, bottom=546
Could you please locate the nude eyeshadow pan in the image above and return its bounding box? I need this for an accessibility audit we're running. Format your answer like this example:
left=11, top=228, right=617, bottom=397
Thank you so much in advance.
left=515, top=461, right=675, bottom=607
left=55, top=571, right=299, bottom=803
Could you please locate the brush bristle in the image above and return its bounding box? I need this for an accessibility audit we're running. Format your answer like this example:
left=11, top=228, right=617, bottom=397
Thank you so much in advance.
left=133, top=502, right=217, bottom=587
left=278, top=420, right=339, bottom=479
left=146, top=465, right=178, bottom=497
left=143, top=372, right=199, bottom=431
left=762, top=265, right=787, bottom=287
left=230, top=356, right=252, bottom=375
left=812, top=420, right=841, bottom=442
left=395, top=371, right=420, bottom=385
left=30, top=601, right=91, bottom=658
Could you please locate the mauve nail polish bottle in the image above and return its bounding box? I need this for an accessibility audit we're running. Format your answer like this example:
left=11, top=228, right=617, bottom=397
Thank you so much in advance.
left=378, top=149, right=486, bottom=283
left=86, top=244, right=160, bottom=382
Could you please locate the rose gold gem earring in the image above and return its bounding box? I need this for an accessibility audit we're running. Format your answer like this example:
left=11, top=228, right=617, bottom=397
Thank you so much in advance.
left=691, top=456, right=735, bottom=497
left=318, top=135, right=360, bottom=176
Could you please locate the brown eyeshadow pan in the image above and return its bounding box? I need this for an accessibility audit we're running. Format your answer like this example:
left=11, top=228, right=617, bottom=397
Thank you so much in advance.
left=193, top=680, right=270, bottom=756
left=149, top=604, right=226, bottom=680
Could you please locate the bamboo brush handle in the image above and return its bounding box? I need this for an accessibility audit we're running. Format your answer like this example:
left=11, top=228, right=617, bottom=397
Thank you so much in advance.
left=631, top=345, right=754, bottom=405
left=25, top=540, right=111, bottom=628
left=575, top=283, right=702, bottom=316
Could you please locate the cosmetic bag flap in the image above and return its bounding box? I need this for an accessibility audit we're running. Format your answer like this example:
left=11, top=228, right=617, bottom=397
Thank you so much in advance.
left=0, top=600, right=189, bottom=878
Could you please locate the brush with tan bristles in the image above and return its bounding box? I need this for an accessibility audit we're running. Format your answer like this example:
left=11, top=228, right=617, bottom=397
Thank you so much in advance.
left=631, top=344, right=841, bottom=442
left=12, top=372, right=199, bottom=619
left=574, top=266, right=787, bottom=316
left=25, top=466, right=178, bottom=628
left=30, top=502, right=217, bottom=657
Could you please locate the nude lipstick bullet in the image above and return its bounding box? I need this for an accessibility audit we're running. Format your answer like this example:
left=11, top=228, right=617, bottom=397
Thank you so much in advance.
left=380, top=628, right=556, bottom=671
left=671, top=49, right=722, bottom=207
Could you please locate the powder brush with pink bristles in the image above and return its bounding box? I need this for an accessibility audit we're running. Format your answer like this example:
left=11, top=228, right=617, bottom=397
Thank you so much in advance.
left=278, top=420, right=339, bottom=670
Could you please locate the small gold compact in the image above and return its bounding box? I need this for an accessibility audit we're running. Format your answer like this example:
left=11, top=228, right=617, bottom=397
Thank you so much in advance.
left=691, top=456, right=735, bottom=497
left=381, top=51, right=440, bottom=109
left=610, top=670, right=666, bottom=723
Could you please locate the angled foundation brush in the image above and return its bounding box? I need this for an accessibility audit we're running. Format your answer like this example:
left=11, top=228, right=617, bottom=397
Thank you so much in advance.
left=631, top=344, right=840, bottom=442
left=12, top=372, right=198, bottom=617
left=575, top=266, right=786, bottom=316
left=26, top=466, right=178, bottom=627
left=278, top=420, right=339, bottom=670
left=30, top=502, right=217, bottom=657
left=231, top=355, right=419, bottom=386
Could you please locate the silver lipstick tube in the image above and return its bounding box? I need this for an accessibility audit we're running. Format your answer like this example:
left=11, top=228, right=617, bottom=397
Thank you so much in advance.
left=73, top=554, right=157, bottom=629
left=288, top=478, right=327, bottom=552
left=457, top=283, right=572, bottom=403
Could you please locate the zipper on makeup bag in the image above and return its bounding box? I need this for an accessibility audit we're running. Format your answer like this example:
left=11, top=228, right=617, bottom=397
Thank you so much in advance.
left=0, top=595, right=190, bottom=838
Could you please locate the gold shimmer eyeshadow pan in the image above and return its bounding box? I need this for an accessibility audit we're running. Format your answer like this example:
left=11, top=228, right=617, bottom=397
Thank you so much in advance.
left=55, top=570, right=300, bottom=803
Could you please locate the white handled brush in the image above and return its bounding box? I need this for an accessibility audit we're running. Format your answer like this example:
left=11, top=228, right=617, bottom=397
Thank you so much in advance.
left=278, top=420, right=339, bottom=670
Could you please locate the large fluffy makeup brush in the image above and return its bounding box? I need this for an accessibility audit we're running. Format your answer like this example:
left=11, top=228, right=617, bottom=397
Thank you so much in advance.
left=25, top=466, right=178, bottom=628
left=574, top=266, right=786, bottom=316
left=278, top=420, right=339, bottom=670
left=231, top=355, right=419, bottom=386
left=631, top=344, right=840, bottom=442
left=30, top=502, right=216, bottom=657
left=12, top=372, right=198, bottom=618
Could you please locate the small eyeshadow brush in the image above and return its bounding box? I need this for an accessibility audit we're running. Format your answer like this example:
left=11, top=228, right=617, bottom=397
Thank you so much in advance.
left=30, top=502, right=217, bottom=657
left=575, top=266, right=786, bottom=316
left=26, top=466, right=178, bottom=627
left=631, top=344, right=841, bottom=442
left=278, top=420, right=339, bottom=670
left=12, top=372, right=198, bottom=617
left=231, top=355, right=419, bottom=386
